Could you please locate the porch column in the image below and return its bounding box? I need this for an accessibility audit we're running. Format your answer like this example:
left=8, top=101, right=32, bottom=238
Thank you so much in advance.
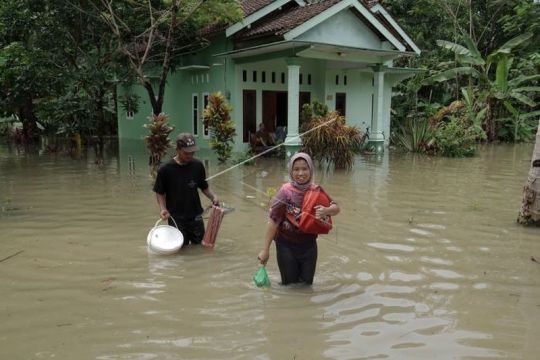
left=285, top=58, right=302, bottom=156
left=370, top=65, right=386, bottom=153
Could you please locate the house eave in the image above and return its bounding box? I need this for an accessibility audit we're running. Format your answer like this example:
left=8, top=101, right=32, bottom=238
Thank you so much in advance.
left=215, top=39, right=415, bottom=65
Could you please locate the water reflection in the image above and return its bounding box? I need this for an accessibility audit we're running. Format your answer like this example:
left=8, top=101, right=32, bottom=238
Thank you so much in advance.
left=1, top=141, right=539, bottom=359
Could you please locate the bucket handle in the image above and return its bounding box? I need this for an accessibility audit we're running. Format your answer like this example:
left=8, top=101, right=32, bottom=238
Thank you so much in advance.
left=155, top=216, right=179, bottom=229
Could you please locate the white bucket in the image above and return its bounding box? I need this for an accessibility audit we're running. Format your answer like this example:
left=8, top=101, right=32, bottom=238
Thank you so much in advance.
left=147, top=217, right=184, bottom=255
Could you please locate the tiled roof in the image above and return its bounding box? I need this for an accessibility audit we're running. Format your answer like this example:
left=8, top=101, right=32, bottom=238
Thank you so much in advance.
left=236, top=0, right=341, bottom=40
left=201, top=0, right=278, bottom=37
left=364, top=0, right=379, bottom=8
left=232, top=0, right=414, bottom=52
left=241, top=0, right=276, bottom=16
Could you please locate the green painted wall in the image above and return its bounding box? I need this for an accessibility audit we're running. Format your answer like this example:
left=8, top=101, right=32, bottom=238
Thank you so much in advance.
left=323, top=69, right=374, bottom=133
left=296, top=10, right=383, bottom=50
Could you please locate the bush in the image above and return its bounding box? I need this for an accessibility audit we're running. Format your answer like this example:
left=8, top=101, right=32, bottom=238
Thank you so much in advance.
left=300, top=111, right=364, bottom=169
left=203, top=92, right=236, bottom=163
left=433, top=117, right=478, bottom=157
left=392, top=112, right=433, bottom=152
left=143, top=113, right=175, bottom=170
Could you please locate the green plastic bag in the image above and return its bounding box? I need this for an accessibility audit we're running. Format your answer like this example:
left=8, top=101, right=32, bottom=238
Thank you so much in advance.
left=253, top=266, right=271, bottom=288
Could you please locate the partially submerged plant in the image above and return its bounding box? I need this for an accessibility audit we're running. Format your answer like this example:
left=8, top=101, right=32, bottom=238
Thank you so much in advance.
left=143, top=113, right=175, bottom=170
left=203, top=92, right=236, bottom=163
left=392, top=113, right=432, bottom=153
left=301, top=111, right=364, bottom=170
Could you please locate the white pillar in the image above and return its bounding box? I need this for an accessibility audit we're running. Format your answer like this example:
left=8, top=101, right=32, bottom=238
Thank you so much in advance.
left=285, top=58, right=301, bottom=152
left=370, top=66, right=385, bottom=153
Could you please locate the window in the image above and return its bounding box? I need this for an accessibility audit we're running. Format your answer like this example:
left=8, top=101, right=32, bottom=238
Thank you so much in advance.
left=126, top=110, right=134, bottom=119
left=262, top=71, right=266, bottom=83
left=308, top=74, right=312, bottom=85
left=192, top=93, right=199, bottom=136
left=281, top=72, right=285, bottom=84
left=243, top=70, right=247, bottom=82
left=252, top=71, right=257, bottom=82
left=335, top=75, right=339, bottom=85
left=203, top=92, right=210, bottom=138
left=272, top=72, right=276, bottom=83
left=344, top=75, right=347, bottom=86
left=299, top=73, right=303, bottom=85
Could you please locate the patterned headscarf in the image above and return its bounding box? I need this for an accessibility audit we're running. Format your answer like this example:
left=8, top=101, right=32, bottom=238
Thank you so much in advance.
left=288, top=152, right=314, bottom=191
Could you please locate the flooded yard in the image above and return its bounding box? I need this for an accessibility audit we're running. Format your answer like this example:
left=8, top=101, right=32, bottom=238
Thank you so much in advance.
left=1, top=140, right=539, bottom=359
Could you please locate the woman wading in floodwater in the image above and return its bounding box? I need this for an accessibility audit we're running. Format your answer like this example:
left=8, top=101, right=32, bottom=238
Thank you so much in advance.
left=257, top=152, right=340, bottom=285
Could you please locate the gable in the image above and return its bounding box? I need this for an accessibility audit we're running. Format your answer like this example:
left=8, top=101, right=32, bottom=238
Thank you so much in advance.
left=295, top=9, right=382, bottom=50
left=229, top=0, right=417, bottom=55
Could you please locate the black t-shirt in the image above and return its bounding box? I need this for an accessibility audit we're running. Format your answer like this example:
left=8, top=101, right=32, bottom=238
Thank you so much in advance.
left=153, top=159, right=209, bottom=220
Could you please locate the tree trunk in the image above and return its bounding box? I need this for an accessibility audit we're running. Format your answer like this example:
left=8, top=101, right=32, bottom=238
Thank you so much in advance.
left=142, top=79, right=161, bottom=115
left=93, top=90, right=106, bottom=163
left=20, top=95, right=40, bottom=143
left=518, top=120, right=540, bottom=225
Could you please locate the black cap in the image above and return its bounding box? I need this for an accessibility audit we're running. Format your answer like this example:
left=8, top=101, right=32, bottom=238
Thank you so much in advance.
left=176, top=133, right=199, bottom=152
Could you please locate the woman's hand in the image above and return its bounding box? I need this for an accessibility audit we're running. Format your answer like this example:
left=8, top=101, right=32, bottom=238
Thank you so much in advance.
left=212, top=195, right=220, bottom=206
left=258, top=249, right=270, bottom=265
left=314, top=205, right=327, bottom=220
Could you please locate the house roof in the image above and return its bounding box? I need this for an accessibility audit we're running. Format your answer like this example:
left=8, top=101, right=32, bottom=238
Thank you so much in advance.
left=231, top=0, right=418, bottom=53
left=241, top=0, right=276, bottom=16
left=236, top=0, right=341, bottom=40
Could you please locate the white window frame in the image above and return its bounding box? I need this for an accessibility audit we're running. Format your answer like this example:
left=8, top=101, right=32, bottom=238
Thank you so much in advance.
left=202, top=92, right=210, bottom=138
left=192, top=93, right=199, bottom=136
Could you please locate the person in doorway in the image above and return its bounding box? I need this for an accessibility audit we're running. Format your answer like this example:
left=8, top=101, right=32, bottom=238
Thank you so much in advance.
left=257, top=152, right=340, bottom=285
left=254, top=122, right=275, bottom=147
left=153, top=132, right=219, bottom=245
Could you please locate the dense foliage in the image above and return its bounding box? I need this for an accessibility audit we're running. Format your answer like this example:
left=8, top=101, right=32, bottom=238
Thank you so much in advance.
left=385, top=0, right=540, bottom=155
left=0, top=0, right=241, bottom=145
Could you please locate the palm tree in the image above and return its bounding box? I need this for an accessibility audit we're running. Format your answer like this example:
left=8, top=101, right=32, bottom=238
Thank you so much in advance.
left=518, top=120, right=540, bottom=225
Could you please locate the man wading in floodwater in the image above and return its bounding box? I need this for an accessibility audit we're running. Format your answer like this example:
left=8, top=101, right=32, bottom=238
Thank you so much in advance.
left=153, top=133, right=219, bottom=245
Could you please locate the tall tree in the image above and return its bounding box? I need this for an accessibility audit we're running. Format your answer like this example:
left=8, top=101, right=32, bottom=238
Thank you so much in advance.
left=96, top=0, right=242, bottom=115
left=0, top=0, right=124, bottom=143
left=0, top=0, right=67, bottom=141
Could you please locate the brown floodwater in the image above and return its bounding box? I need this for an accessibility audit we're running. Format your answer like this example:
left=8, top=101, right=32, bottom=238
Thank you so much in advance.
left=1, top=140, right=539, bottom=360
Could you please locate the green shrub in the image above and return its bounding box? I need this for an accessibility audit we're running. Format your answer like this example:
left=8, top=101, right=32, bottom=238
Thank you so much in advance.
left=433, top=117, right=478, bottom=157
left=392, top=113, right=433, bottom=152
left=300, top=100, right=328, bottom=127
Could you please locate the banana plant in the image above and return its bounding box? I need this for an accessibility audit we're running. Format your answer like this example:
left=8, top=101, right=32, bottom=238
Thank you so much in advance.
left=461, top=87, right=488, bottom=140
left=498, top=101, right=540, bottom=142
left=425, top=32, right=537, bottom=141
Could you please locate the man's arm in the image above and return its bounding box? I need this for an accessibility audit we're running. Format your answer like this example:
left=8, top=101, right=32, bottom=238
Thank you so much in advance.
left=156, top=193, right=169, bottom=219
left=202, top=187, right=219, bottom=205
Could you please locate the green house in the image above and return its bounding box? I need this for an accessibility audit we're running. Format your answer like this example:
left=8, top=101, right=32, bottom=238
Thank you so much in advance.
left=118, top=0, right=420, bottom=153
